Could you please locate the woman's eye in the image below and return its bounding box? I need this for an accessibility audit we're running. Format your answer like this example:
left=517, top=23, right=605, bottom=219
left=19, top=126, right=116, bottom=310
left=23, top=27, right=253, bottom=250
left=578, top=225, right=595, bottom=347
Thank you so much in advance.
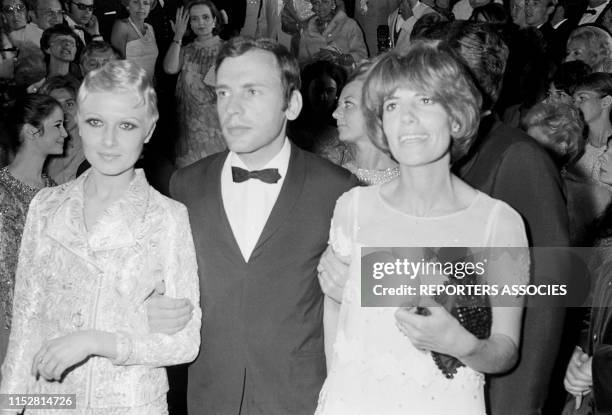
left=86, top=118, right=102, bottom=127
left=384, top=102, right=397, bottom=112
left=420, top=96, right=434, bottom=105
left=119, top=122, right=136, bottom=130
left=343, top=101, right=354, bottom=109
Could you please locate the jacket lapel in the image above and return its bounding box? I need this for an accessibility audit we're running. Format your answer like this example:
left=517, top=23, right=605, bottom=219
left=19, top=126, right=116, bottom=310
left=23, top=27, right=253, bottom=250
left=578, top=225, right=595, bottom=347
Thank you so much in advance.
left=250, top=144, right=305, bottom=261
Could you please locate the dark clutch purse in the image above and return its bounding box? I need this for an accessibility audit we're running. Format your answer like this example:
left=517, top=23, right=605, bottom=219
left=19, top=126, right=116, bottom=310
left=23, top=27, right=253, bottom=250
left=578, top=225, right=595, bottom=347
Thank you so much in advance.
left=418, top=248, right=492, bottom=379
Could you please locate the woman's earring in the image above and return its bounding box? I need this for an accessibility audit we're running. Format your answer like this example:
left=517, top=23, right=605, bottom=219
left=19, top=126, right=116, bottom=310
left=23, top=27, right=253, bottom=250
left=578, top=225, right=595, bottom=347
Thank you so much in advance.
left=452, top=121, right=460, bottom=133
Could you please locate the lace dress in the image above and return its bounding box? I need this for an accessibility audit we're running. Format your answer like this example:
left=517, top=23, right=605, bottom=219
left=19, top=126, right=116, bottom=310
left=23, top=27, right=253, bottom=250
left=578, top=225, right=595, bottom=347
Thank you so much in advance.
left=315, top=185, right=529, bottom=415
left=0, top=167, right=54, bottom=378
left=0, top=170, right=201, bottom=414
left=174, top=37, right=226, bottom=168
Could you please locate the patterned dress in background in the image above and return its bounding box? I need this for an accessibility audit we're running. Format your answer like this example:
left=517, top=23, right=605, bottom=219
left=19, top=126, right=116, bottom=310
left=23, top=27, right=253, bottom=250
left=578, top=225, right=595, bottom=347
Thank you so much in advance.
left=175, top=36, right=226, bottom=168
left=0, top=167, right=54, bottom=379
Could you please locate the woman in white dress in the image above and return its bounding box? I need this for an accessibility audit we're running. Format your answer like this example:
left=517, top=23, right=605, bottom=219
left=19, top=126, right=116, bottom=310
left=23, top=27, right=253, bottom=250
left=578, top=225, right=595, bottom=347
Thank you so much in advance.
left=111, top=0, right=159, bottom=81
left=315, top=41, right=529, bottom=415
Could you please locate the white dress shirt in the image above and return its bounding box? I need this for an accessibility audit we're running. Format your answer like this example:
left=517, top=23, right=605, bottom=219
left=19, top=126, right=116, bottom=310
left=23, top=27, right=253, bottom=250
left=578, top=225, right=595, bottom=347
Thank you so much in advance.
left=579, top=0, right=610, bottom=24
left=221, top=138, right=291, bottom=261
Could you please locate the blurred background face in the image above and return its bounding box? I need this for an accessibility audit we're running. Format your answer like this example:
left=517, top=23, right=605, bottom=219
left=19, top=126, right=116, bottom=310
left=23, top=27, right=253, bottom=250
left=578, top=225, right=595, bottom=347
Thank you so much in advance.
left=47, top=34, right=77, bottom=62
left=1, top=0, right=27, bottom=32
left=48, top=87, right=77, bottom=129
left=573, top=89, right=606, bottom=124
left=545, top=83, right=573, bottom=104
left=565, top=39, right=595, bottom=67
left=510, top=0, right=526, bottom=26
left=189, top=4, right=215, bottom=37
left=312, top=0, right=334, bottom=19
left=80, top=49, right=116, bottom=75
left=525, top=0, right=553, bottom=27
left=127, top=0, right=151, bottom=20
left=308, top=74, right=338, bottom=116
left=333, top=80, right=367, bottom=144
left=67, top=0, right=93, bottom=26
left=33, top=0, right=63, bottom=30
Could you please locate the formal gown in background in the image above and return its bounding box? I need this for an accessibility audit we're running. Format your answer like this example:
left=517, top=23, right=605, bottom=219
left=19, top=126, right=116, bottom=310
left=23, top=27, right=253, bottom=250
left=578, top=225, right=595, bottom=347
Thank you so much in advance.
left=125, top=20, right=159, bottom=82
left=174, top=37, right=226, bottom=168
left=0, top=167, right=54, bottom=379
left=315, top=185, right=529, bottom=415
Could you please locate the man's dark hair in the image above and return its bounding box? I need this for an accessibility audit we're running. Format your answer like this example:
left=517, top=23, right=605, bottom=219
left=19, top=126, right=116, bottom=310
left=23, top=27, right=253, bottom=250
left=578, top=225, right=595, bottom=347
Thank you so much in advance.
left=215, top=36, right=301, bottom=107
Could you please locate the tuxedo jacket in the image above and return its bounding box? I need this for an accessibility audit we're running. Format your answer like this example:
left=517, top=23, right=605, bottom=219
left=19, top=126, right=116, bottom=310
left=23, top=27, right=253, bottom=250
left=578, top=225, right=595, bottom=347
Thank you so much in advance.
left=454, top=116, right=571, bottom=415
left=170, top=144, right=357, bottom=415
left=539, top=20, right=577, bottom=65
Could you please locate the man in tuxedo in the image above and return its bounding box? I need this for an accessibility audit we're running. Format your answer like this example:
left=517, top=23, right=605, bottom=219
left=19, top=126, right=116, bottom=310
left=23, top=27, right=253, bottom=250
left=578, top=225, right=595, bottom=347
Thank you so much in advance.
left=580, top=0, right=610, bottom=25
left=163, top=37, right=356, bottom=414
left=526, top=0, right=574, bottom=64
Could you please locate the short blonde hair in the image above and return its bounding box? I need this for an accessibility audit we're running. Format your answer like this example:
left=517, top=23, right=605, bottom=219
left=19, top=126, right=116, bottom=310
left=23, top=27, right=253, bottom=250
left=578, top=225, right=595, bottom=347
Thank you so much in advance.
left=77, top=60, right=159, bottom=122
left=567, top=25, right=612, bottom=69
left=362, top=40, right=482, bottom=162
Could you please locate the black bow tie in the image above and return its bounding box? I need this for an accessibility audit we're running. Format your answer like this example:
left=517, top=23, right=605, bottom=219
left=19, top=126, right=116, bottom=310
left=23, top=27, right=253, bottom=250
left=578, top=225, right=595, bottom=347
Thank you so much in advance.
left=232, top=166, right=281, bottom=184
left=584, top=8, right=598, bottom=14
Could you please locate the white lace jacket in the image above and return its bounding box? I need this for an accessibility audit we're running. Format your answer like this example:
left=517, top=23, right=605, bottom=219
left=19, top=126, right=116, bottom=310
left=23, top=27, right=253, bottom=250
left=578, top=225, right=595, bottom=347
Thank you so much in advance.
left=0, top=169, right=201, bottom=411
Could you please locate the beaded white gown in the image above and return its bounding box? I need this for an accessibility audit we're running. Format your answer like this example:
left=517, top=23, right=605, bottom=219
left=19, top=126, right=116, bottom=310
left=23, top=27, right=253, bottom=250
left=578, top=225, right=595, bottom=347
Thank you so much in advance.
left=315, top=185, right=529, bottom=415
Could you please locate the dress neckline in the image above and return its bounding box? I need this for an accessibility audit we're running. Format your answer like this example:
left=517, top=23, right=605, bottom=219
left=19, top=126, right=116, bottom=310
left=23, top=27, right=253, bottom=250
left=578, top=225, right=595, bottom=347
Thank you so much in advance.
left=0, top=166, right=53, bottom=193
left=375, top=185, right=484, bottom=219
left=128, top=17, right=147, bottom=39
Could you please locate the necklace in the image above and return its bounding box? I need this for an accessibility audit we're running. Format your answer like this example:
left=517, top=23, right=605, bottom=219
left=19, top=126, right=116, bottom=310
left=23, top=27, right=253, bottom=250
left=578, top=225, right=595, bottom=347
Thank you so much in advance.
left=128, top=17, right=146, bottom=39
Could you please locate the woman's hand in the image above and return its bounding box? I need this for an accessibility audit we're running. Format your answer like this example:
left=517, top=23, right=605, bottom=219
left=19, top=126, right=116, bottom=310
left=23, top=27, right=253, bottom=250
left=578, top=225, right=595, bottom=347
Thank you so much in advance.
left=31, top=331, right=96, bottom=381
left=394, top=297, right=477, bottom=357
left=171, top=7, right=190, bottom=41
left=564, top=346, right=593, bottom=396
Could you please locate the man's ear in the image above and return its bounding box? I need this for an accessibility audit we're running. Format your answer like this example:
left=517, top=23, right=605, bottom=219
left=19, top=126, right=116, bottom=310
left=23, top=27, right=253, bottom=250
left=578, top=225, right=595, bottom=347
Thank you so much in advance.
left=285, top=89, right=303, bottom=121
left=602, top=95, right=612, bottom=109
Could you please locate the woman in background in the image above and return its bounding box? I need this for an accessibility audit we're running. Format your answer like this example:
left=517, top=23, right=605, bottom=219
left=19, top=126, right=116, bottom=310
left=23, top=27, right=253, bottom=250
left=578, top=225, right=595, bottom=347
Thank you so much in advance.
left=0, top=94, right=64, bottom=375
left=565, top=26, right=612, bottom=72
left=571, top=73, right=612, bottom=182
left=163, top=0, right=225, bottom=167
left=111, top=0, right=158, bottom=81
left=299, top=0, right=367, bottom=68
left=333, top=61, right=398, bottom=185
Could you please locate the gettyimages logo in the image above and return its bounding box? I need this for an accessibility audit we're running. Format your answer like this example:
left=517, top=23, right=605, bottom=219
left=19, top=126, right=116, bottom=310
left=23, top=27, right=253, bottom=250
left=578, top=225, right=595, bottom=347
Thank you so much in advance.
left=361, top=247, right=592, bottom=307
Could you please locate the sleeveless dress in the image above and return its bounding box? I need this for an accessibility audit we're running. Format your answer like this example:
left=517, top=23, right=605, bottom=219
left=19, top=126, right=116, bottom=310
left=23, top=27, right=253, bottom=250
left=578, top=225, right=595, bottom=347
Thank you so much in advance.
left=125, top=19, right=158, bottom=82
left=174, top=37, right=226, bottom=168
left=315, top=185, right=529, bottom=415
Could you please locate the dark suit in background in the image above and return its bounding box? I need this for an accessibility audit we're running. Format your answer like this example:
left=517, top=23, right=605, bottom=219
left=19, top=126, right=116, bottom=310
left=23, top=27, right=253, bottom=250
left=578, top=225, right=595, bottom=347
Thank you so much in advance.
left=454, top=115, right=571, bottom=415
